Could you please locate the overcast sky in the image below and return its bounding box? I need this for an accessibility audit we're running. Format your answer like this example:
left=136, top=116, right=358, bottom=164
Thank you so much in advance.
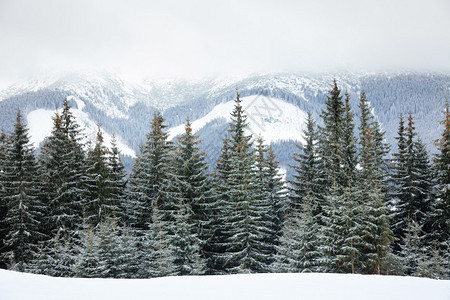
left=0, top=0, right=449, bottom=86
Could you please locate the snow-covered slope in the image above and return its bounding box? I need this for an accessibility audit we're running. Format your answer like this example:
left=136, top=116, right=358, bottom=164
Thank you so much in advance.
left=1, top=269, right=449, bottom=300
left=169, top=95, right=308, bottom=145
left=26, top=96, right=136, bottom=158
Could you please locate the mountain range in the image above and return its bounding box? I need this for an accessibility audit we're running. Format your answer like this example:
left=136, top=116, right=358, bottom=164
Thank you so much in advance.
left=0, top=72, right=449, bottom=177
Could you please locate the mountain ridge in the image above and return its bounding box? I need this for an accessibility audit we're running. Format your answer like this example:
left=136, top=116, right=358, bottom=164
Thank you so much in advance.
left=0, top=71, right=448, bottom=176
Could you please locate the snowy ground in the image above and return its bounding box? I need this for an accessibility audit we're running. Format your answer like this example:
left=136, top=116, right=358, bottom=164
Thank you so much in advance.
left=1, top=270, right=449, bottom=300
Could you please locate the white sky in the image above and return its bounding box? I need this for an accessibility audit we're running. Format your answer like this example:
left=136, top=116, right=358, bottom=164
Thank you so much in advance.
left=0, top=0, right=449, bottom=86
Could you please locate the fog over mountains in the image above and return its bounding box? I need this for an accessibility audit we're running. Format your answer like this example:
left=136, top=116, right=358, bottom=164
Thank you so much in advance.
left=0, top=72, right=449, bottom=176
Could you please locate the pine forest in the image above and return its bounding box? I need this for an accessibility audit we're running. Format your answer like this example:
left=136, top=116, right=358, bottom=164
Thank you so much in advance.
left=0, top=82, right=449, bottom=280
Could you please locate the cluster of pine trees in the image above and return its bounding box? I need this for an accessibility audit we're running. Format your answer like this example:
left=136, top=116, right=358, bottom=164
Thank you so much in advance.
left=280, top=85, right=449, bottom=278
left=0, top=83, right=448, bottom=279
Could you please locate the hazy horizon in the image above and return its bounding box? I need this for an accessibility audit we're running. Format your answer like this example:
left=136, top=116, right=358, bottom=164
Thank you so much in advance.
left=1, top=0, right=449, bottom=89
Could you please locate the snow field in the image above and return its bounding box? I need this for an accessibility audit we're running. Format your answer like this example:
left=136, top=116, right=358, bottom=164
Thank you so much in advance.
left=1, top=270, right=449, bottom=300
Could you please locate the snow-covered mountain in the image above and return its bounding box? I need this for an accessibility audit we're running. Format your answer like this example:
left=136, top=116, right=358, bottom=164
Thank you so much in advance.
left=0, top=71, right=449, bottom=175
left=168, top=95, right=308, bottom=145
left=26, top=96, right=136, bottom=158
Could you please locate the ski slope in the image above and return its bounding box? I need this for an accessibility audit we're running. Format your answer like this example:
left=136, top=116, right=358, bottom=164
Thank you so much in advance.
left=1, top=269, right=449, bottom=300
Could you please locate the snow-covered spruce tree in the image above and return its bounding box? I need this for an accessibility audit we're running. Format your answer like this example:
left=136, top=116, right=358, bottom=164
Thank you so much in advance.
left=0, top=130, right=8, bottom=269
left=39, top=100, right=87, bottom=240
left=390, top=113, right=408, bottom=252
left=315, top=84, right=360, bottom=273
left=289, top=110, right=323, bottom=213
left=75, top=223, right=140, bottom=279
left=275, top=110, right=324, bottom=273
left=38, top=100, right=88, bottom=276
left=341, top=92, right=358, bottom=186
left=108, top=134, right=127, bottom=228
left=254, top=137, right=285, bottom=268
left=320, top=178, right=363, bottom=273
left=430, top=101, right=450, bottom=253
left=412, top=137, right=433, bottom=240
left=162, top=119, right=210, bottom=275
left=399, top=216, right=429, bottom=276
left=339, top=184, right=364, bottom=274
left=219, top=91, right=272, bottom=273
left=318, top=181, right=343, bottom=272
left=125, top=112, right=173, bottom=278
left=274, top=194, right=321, bottom=273
left=125, top=111, right=173, bottom=231
left=317, top=80, right=346, bottom=191
left=171, top=200, right=206, bottom=275
left=338, top=92, right=360, bottom=274
left=114, top=225, right=141, bottom=278
left=315, top=84, right=340, bottom=272
left=147, top=204, right=176, bottom=278
left=76, top=218, right=142, bottom=279
left=0, top=111, right=45, bottom=271
left=264, top=145, right=286, bottom=252
left=207, top=136, right=233, bottom=274
left=74, top=224, right=99, bottom=278
left=37, top=231, right=77, bottom=277
left=95, top=219, right=125, bottom=278
left=357, top=93, right=393, bottom=275
left=322, top=91, right=361, bottom=273
left=391, top=113, right=433, bottom=253
left=273, top=213, right=302, bottom=273
left=85, top=127, right=116, bottom=228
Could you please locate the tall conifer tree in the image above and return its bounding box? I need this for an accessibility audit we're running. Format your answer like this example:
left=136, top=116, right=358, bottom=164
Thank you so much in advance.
left=207, top=137, right=233, bottom=274
left=108, top=134, right=127, bottom=227
left=391, top=113, right=433, bottom=252
left=86, top=128, right=115, bottom=227
left=318, top=80, right=345, bottom=189
left=216, top=91, right=272, bottom=273
left=1, top=111, right=45, bottom=271
left=163, top=119, right=210, bottom=275
left=357, top=93, right=393, bottom=274
left=255, top=137, right=285, bottom=268
left=126, top=112, right=172, bottom=231
left=290, top=111, right=322, bottom=213
left=38, top=100, right=88, bottom=276
left=39, top=100, right=87, bottom=238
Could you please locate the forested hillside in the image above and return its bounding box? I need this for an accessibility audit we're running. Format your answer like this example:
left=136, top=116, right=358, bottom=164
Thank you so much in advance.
left=0, top=83, right=448, bottom=279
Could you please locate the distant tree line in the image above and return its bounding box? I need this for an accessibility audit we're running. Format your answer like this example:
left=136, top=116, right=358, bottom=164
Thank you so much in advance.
left=0, top=83, right=448, bottom=279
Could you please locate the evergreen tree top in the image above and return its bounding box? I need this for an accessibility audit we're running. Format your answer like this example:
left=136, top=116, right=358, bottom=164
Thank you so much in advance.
left=358, top=91, right=375, bottom=167
left=406, top=112, right=417, bottom=145
left=395, top=113, right=407, bottom=154
left=321, top=80, right=344, bottom=132
left=175, top=118, right=208, bottom=173
left=145, top=111, right=172, bottom=155
left=229, top=90, right=252, bottom=151
left=61, top=99, right=83, bottom=138
left=9, top=111, right=36, bottom=156
left=109, top=134, right=125, bottom=171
